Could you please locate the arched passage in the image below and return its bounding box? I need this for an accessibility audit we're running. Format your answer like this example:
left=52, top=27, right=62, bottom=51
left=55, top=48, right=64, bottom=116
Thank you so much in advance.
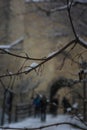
left=50, top=77, right=74, bottom=100
left=49, top=77, right=74, bottom=113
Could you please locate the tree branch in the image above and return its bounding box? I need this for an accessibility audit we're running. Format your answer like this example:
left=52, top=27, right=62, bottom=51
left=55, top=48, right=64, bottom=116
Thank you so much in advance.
left=0, top=39, right=76, bottom=78
left=0, top=121, right=87, bottom=130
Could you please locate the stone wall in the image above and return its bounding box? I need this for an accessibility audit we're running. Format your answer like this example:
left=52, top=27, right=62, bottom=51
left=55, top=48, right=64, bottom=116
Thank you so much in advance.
left=0, top=1, right=87, bottom=104
left=0, top=0, right=11, bottom=43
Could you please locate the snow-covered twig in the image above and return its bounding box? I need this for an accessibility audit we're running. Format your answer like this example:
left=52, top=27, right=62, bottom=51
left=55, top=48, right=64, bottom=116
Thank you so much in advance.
left=0, top=36, right=25, bottom=50
left=34, top=0, right=87, bottom=15
left=0, top=39, right=76, bottom=78
left=78, top=37, right=87, bottom=48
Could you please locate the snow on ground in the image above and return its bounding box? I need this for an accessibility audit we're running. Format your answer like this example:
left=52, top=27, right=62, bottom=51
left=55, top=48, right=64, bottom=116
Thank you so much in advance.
left=2, top=114, right=87, bottom=130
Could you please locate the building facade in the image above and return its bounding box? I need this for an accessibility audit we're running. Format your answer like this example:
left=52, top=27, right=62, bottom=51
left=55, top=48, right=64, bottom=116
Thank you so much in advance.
left=0, top=0, right=87, bottom=105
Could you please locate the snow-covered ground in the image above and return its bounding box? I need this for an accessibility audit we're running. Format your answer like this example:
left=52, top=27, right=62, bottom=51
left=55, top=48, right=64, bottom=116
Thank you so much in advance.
left=1, top=114, right=87, bottom=130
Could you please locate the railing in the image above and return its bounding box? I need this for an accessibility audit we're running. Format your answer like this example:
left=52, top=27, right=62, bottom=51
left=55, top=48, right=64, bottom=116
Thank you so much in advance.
left=15, top=103, right=32, bottom=122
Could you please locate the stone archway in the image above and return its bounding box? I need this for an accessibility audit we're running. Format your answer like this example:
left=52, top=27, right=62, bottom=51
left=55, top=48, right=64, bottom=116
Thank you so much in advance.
left=50, top=77, right=73, bottom=99
left=50, top=77, right=74, bottom=113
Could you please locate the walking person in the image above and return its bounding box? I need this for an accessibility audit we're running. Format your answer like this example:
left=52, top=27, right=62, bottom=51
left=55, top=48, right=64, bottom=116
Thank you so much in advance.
left=62, top=97, right=71, bottom=114
left=50, top=95, right=59, bottom=116
left=40, top=95, right=47, bottom=122
left=33, top=94, right=41, bottom=118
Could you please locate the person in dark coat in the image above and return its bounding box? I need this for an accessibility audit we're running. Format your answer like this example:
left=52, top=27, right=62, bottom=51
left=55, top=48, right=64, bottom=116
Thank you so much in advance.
left=62, top=97, right=71, bottom=114
left=40, top=95, right=47, bottom=121
left=50, top=95, right=59, bottom=116
left=6, top=90, right=14, bottom=112
left=33, top=94, right=41, bottom=118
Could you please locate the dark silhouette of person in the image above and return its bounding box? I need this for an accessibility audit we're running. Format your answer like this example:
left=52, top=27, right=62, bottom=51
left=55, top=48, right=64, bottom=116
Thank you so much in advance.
left=62, top=97, right=71, bottom=114
left=50, top=96, right=59, bottom=116
left=33, top=94, right=41, bottom=117
left=40, top=95, right=47, bottom=121
left=6, top=90, right=13, bottom=112
left=5, top=90, right=14, bottom=123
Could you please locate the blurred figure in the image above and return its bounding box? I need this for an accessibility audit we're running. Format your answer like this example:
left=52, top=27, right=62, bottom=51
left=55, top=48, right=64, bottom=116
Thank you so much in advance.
left=72, top=102, right=79, bottom=115
left=62, top=97, right=71, bottom=114
left=40, top=95, right=47, bottom=121
left=50, top=95, right=59, bottom=116
left=6, top=91, right=13, bottom=112
left=33, top=94, right=41, bottom=117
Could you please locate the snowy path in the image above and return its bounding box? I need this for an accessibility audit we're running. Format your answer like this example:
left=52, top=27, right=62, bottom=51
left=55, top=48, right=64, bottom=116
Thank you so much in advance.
left=2, top=114, right=87, bottom=130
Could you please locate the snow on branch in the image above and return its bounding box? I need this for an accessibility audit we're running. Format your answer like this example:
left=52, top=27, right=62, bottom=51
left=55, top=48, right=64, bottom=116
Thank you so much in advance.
left=78, top=37, right=87, bottom=48
left=35, top=0, right=87, bottom=15
left=74, top=0, right=87, bottom=4
left=0, top=36, right=25, bottom=50
left=51, top=0, right=87, bottom=13
left=30, top=62, right=38, bottom=68
left=50, top=2, right=75, bottom=12
left=0, top=39, right=76, bottom=78
left=47, top=51, right=58, bottom=58
left=25, top=62, right=38, bottom=72
left=25, top=0, right=87, bottom=3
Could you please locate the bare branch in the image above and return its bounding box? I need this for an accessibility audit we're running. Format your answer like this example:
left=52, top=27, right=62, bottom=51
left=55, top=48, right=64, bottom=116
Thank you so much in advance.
left=0, top=36, right=25, bottom=50
left=67, top=0, right=78, bottom=39
left=0, top=39, right=76, bottom=78
left=0, top=121, right=87, bottom=130
left=78, top=37, right=87, bottom=48
left=0, top=49, right=46, bottom=61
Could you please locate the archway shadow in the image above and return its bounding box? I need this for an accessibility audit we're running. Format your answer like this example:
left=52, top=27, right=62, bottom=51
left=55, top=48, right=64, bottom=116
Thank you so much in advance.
left=50, top=77, right=74, bottom=100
